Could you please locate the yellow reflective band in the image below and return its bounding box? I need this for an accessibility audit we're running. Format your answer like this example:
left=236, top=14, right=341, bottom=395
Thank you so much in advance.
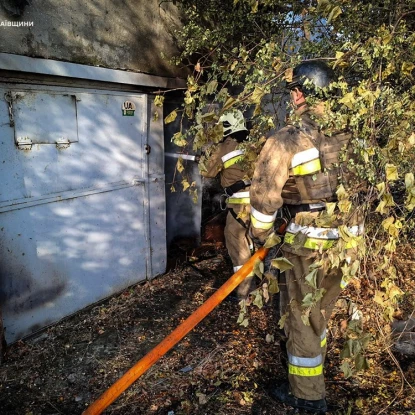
left=223, top=155, right=244, bottom=169
left=250, top=215, right=274, bottom=230
left=228, top=197, right=250, bottom=205
left=284, top=232, right=357, bottom=251
left=292, top=158, right=321, bottom=176
left=321, top=330, right=327, bottom=348
left=284, top=232, right=334, bottom=250
left=291, top=148, right=319, bottom=167
left=344, top=238, right=359, bottom=249
left=289, top=364, right=323, bottom=377
left=303, top=237, right=335, bottom=250
left=284, top=232, right=295, bottom=244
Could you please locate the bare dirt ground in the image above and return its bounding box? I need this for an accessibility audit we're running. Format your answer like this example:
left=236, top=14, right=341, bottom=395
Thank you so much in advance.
left=0, top=242, right=414, bottom=415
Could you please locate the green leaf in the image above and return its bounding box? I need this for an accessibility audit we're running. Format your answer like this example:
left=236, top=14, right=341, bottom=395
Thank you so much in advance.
left=240, top=318, right=249, bottom=327
left=360, top=333, right=372, bottom=349
left=165, top=110, right=178, bottom=124
left=222, top=97, right=237, bottom=111
left=376, top=182, right=386, bottom=197
left=313, top=288, right=326, bottom=302
left=402, top=61, right=415, bottom=76
left=301, top=309, right=310, bottom=326
left=336, top=184, right=348, bottom=200
left=385, top=164, right=398, bottom=181
left=264, top=232, right=282, bottom=248
left=350, top=260, right=360, bottom=276
left=184, top=91, right=193, bottom=105
left=339, top=92, right=355, bottom=109
left=278, top=312, right=288, bottom=329
left=338, top=199, right=352, bottom=213
left=154, top=95, right=164, bottom=107
left=305, top=268, right=318, bottom=289
left=176, top=159, right=184, bottom=173
left=200, top=111, right=217, bottom=122
left=355, top=353, right=370, bottom=371
left=250, top=85, right=265, bottom=104
left=253, top=290, right=264, bottom=309
left=182, top=179, right=190, bottom=192
left=340, top=342, right=351, bottom=359
left=252, top=259, right=264, bottom=278
left=341, top=361, right=353, bottom=379
left=325, top=202, right=336, bottom=216
left=209, top=123, right=224, bottom=144
left=265, top=272, right=280, bottom=294
left=327, top=5, right=342, bottom=23
left=373, top=290, right=385, bottom=306
left=206, top=80, right=218, bottom=95
left=172, top=132, right=187, bottom=147
left=271, top=257, right=294, bottom=272
left=405, top=172, right=414, bottom=189
left=302, top=293, right=314, bottom=307
left=237, top=311, right=245, bottom=324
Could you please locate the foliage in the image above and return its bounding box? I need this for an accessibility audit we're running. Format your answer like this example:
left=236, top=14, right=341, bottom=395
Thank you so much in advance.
left=162, top=0, right=415, bottom=385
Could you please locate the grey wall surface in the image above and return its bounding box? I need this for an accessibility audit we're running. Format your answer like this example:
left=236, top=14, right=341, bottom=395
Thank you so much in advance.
left=163, top=99, right=202, bottom=247
left=0, top=0, right=183, bottom=78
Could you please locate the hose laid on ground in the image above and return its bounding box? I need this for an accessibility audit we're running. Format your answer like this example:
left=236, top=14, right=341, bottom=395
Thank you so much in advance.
left=82, top=247, right=269, bottom=415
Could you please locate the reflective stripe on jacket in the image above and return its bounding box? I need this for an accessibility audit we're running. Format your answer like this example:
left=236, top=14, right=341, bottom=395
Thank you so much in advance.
left=249, top=111, right=356, bottom=242
left=290, top=147, right=321, bottom=176
left=284, top=223, right=362, bottom=250
left=227, top=191, right=250, bottom=205
left=221, top=149, right=244, bottom=169
left=201, top=137, right=247, bottom=189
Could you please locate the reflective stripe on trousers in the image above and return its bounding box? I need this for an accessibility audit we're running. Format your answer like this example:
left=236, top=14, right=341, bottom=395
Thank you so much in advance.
left=250, top=205, right=277, bottom=230
left=288, top=352, right=323, bottom=377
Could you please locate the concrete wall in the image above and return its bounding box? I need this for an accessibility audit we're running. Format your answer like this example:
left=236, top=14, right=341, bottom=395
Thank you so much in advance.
left=0, top=0, right=183, bottom=78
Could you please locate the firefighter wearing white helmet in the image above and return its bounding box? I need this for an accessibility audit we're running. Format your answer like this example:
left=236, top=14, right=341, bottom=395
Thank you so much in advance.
left=219, top=110, right=249, bottom=137
left=200, top=109, right=255, bottom=299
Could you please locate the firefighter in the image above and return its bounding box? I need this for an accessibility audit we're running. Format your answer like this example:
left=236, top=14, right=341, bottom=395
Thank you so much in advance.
left=200, top=110, right=255, bottom=299
left=249, top=61, right=364, bottom=413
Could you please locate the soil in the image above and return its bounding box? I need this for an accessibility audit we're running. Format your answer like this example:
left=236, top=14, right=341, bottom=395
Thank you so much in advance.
left=0, top=241, right=414, bottom=415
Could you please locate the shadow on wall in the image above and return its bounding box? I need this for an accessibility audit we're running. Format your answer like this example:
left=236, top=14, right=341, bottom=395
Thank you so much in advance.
left=0, top=0, right=29, bottom=17
left=0, top=0, right=184, bottom=78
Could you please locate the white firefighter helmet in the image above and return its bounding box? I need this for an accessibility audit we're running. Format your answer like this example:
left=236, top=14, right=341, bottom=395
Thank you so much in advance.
left=219, top=110, right=248, bottom=137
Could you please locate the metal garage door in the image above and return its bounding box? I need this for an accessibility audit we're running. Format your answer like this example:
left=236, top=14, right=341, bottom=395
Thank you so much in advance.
left=0, top=84, right=166, bottom=342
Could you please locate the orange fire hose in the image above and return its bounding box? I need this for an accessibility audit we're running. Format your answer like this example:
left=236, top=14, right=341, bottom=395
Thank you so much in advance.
left=82, top=247, right=269, bottom=415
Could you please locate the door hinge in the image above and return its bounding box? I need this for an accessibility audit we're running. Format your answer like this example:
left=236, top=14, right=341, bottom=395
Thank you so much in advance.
left=56, top=137, right=71, bottom=150
left=16, top=136, right=32, bottom=150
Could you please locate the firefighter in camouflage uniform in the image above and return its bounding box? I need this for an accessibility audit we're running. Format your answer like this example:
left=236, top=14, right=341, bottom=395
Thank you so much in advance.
left=201, top=110, right=255, bottom=299
left=249, top=61, right=364, bottom=414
